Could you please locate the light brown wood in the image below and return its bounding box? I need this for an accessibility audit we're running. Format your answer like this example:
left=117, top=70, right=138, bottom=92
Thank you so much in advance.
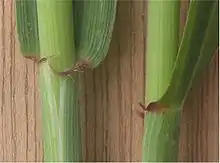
left=0, top=0, right=43, bottom=161
left=0, top=0, right=218, bottom=162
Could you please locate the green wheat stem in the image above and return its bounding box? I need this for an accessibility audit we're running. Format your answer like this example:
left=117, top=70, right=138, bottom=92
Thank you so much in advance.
left=143, top=0, right=180, bottom=161
left=37, top=1, right=82, bottom=161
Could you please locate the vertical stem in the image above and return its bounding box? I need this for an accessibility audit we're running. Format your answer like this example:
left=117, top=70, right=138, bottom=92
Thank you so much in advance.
left=143, top=0, right=180, bottom=161
left=37, top=1, right=82, bottom=161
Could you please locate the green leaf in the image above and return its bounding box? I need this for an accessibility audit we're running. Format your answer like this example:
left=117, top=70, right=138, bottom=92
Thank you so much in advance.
left=147, top=0, right=219, bottom=112
left=15, top=0, right=39, bottom=58
left=143, top=0, right=218, bottom=162
left=74, top=0, right=117, bottom=68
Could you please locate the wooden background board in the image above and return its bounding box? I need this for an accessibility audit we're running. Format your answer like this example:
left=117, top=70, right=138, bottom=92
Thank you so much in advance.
left=0, top=0, right=218, bottom=162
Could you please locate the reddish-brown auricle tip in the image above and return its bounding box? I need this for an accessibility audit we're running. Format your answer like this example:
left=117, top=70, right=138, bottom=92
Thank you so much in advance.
left=136, top=102, right=148, bottom=119
left=147, top=102, right=169, bottom=114
left=138, top=101, right=169, bottom=114
left=136, top=101, right=169, bottom=119
left=74, top=59, right=91, bottom=72
left=48, top=59, right=92, bottom=76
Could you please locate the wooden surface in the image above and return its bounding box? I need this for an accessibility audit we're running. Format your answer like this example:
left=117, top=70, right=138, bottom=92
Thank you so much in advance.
left=0, top=0, right=218, bottom=162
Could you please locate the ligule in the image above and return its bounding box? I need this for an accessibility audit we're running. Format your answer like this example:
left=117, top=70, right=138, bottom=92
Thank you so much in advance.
left=15, top=0, right=39, bottom=58
left=74, top=0, right=117, bottom=68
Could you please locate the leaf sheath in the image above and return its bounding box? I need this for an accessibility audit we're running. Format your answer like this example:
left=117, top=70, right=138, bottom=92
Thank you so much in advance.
left=37, top=1, right=82, bottom=161
left=143, top=0, right=181, bottom=161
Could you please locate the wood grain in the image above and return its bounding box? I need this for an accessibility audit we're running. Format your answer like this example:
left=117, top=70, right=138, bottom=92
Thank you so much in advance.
left=0, top=0, right=218, bottom=162
left=0, top=0, right=43, bottom=161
